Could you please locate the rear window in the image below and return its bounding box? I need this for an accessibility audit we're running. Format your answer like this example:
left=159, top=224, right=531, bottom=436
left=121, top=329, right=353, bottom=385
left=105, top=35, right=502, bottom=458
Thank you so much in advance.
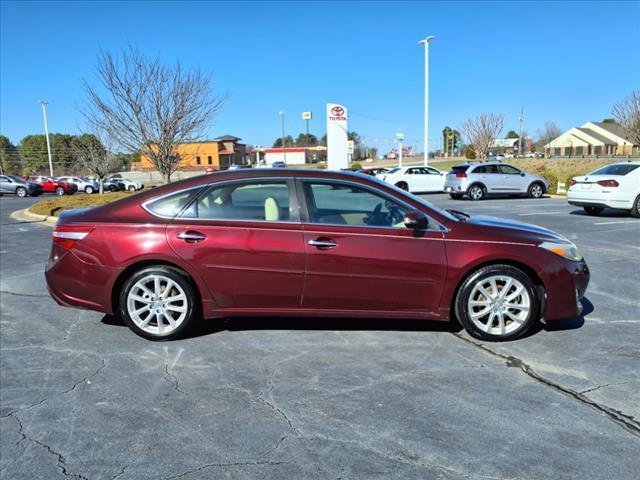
left=590, top=164, right=639, bottom=176
left=449, top=165, right=469, bottom=174
left=386, top=167, right=400, bottom=174
left=144, top=188, right=202, bottom=218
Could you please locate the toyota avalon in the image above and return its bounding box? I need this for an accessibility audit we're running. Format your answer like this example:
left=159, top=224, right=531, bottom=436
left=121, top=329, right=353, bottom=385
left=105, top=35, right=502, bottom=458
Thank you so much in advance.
left=45, top=169, right=589, bottom=341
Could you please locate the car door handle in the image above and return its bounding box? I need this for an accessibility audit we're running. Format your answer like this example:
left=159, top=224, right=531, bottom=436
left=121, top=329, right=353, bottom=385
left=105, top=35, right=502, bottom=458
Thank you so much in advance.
left=176, top=231, right=207, bottom=243
left=308, top=238, right=337, bottom=249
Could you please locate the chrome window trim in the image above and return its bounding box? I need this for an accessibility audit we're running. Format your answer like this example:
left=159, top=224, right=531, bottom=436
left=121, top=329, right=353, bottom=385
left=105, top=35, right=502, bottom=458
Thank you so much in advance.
left=300, top=177, right=447, bottom=233
left=141, top=185, right=208, bottom=220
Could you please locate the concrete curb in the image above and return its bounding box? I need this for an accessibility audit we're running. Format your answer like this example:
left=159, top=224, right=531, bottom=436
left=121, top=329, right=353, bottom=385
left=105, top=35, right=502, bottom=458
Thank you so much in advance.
left=10, top=208, right=58, bottom=227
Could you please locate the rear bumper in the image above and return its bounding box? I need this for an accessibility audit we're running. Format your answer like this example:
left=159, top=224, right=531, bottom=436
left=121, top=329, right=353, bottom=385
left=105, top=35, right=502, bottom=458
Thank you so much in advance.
left=45, top=250, right=121, bottom=314
left=567, top=190, right=633, bottom=210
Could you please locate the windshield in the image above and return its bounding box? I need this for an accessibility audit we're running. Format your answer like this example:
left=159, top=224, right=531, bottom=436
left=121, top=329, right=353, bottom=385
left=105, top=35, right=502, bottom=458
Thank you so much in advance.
left=590, top=164, right=639, bottom=176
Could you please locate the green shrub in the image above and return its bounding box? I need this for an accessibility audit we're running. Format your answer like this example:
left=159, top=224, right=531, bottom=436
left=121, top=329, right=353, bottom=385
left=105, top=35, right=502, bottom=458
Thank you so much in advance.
left=316, top=163, right=327, bottom=169
left=350, top=162, right=362, bottom=169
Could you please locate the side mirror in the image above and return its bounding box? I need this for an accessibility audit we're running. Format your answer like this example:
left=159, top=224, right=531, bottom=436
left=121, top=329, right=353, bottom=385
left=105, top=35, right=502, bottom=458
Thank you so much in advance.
left=404, top=210, right=429, bottom=230
left=520, top=172, right=526, bottom=177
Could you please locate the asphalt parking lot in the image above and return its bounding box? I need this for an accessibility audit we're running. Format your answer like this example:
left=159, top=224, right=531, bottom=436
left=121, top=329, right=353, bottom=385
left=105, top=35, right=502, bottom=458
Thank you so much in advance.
left=1, top=193, right=639, bottom=479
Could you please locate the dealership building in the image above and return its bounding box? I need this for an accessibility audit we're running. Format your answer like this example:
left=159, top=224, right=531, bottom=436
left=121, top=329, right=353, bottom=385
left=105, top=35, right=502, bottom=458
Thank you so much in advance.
left=545, top=122, right=638, bottom=156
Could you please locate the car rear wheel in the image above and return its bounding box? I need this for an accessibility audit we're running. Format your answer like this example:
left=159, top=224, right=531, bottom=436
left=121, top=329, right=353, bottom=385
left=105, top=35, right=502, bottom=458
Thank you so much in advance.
left=16, top=187, right=27, bottom=198
left=528, top=182, right=544, bottom=198
left=455, top=264, right=540, bottom=341
left=395, top=181, right=408, bottom=191
left=631, top=195, right=640, bottom=218
left=119, top=266, right=199, bottom=340
left=468, top=184, right=485, bottom=201
left=85, top=186, right=94, bottom=194
left=109, top=185, right=117, bottom=192
left=128, top=185, right=136, bottom=192
left=583, top=206, right=603, bottom=216
left=449, top=193, right=463, bottom=200
left=55, top=186, right=65, bottom=196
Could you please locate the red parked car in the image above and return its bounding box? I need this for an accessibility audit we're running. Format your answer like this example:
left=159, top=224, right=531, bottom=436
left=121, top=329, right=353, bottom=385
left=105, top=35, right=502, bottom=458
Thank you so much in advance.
left=26, top=176, right=77, bottom=195
left=45, top=169, right=589, bottom=341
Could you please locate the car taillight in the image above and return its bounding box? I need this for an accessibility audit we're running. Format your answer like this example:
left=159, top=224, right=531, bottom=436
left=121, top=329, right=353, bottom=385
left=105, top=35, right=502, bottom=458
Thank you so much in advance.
left=570, top=180, right=577, bottom=187
left=52, top=225, right=94, bottom=250
left=596, top=179, right=619, bottom=187
left=455, top=173, right=467, bottom=178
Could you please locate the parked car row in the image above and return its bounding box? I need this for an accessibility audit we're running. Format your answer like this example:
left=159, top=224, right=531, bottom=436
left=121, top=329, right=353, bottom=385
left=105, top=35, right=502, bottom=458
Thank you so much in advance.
left=0, top=174, right=146, bottom=198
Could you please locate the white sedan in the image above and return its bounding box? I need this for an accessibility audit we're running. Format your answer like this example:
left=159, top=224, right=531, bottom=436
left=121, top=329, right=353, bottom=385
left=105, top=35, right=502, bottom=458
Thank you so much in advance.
left=567, top=161, right=640, bottom=217
left=380, top=166, right=446, bottom=193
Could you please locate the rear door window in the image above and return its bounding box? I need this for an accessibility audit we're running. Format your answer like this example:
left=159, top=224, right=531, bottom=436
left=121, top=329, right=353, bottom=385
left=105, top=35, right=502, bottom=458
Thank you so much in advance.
left=187, top=181, right=292, bottom=222
left=499, top=165, right=521, bottom=175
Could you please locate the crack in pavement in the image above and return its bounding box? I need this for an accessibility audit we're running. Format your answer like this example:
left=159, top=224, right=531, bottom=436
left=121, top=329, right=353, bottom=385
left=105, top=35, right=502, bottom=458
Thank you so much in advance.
left=256, top=372, right=301, bottom=436
left=1, top=356, right=106, bottom=419
left=163, top=364, right=184, bottom=394
left=580, top=381, right=634, bottom=395
left=452, top=333, right=640, bottom=437
left=162, top=459, right=289, bottom=479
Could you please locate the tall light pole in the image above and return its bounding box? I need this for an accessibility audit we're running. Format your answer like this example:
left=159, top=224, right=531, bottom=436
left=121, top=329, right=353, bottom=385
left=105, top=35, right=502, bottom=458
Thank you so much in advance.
left=279, top=111, right=286, bottom=164
left=518, top=106, right=524, bottom=157
left=40, top=100, right=54, bottom=176
left=419, top=35, right=435, bottom=166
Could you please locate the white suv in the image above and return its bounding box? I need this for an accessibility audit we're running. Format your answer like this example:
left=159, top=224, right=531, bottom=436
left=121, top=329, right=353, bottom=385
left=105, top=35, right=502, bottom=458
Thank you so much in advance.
left=567, top=161, right=640, bottom=217
left=58, top=176, right=100, bottom=194
left=444, top=162, right=548, bottom=200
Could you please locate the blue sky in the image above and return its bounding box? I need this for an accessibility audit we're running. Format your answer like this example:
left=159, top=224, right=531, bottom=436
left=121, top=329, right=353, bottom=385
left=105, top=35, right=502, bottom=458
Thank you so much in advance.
left=1, top=0, right=639, bottom=152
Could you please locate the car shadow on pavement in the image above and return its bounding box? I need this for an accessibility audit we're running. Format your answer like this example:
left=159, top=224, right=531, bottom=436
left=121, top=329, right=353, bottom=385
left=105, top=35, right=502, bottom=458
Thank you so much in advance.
left=569, top=208, right=632, bottom=217
left=100, top=314, right=464, bottom=339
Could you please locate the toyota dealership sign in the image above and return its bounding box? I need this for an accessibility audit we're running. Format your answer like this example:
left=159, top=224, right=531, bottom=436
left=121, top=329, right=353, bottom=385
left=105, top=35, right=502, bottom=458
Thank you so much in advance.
left=326, top=103, right=348, bottom=170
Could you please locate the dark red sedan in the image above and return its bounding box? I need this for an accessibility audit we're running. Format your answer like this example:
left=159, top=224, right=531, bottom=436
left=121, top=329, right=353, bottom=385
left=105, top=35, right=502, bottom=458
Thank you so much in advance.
left=26, top=176, right=77, bottom=195
left=45, top=169, right=589, bottom=341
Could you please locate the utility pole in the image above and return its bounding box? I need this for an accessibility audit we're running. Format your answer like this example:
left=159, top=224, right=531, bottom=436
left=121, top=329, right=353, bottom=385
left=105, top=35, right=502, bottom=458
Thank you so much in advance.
left=419, top=35, right=435, bottom=166
left=396, top=133, right=404, bottom=167
left=518, top=106, right=524, bottom=157
left=279, top=111, right=287, bottom=164
left=40, top=100, right=54, bottom=176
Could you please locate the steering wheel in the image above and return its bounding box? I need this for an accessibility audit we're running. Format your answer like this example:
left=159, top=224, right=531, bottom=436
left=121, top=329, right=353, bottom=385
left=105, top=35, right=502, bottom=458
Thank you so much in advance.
left=387, top=204, right=405, bottom=226
left=365, top=203, right=386, bottom=226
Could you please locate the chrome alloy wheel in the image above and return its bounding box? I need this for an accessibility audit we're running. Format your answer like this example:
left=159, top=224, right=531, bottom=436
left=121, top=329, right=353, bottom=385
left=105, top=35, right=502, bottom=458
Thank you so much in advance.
left=469, top=186, right=484, bottom=200
left=126, top=274, right=188, bottom=335
left=467, top=275, right=530, bottom=336
left=530, top=184, right=543, bottom=198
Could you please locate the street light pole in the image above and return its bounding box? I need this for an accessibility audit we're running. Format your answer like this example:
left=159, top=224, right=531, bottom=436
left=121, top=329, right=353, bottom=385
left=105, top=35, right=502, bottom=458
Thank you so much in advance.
left=279, top=111, right=286, bottom=164
left=40, top=100, right=54, bottom=176
left=518, top=106, right=524, bottom=157
left=419, top=35, right=435, bottom=167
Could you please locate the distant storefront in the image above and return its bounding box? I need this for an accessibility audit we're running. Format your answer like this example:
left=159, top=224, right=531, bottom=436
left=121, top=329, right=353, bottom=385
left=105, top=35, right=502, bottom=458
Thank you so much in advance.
left=545, top=122, right=638, bottom=156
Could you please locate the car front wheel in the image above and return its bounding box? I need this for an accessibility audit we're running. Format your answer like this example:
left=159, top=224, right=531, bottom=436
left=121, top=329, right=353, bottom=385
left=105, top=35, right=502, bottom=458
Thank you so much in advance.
left=85, top=186, right=94, bottom=194
left=395, top=181, right=408, bottom=191
left=128, top=185, right=136, bottom=192
left=455, top=264, right=540, bottom=341
left=16, top=187, right=27, bottom=198
left=528, top=182, right=544, bottom=198
left=119, top=266, right=199, bottom=340
left=55, top=186, right=65, bottom=196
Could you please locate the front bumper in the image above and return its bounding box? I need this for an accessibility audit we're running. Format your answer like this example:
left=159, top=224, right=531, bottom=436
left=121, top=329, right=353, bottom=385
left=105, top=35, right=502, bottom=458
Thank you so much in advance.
left=544, top=258, right=590, bottom=320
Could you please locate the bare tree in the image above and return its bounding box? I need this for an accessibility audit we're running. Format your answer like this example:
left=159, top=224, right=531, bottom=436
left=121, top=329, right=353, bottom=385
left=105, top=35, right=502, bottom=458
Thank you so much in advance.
left=81, top=47, right=227, bottom=183
left=460, top=113, right=505, bottom=160
left=72, top=132, right=120, bottom=194
left=534, top=121, right=562, bottom=151
left=612, top=90, right=640, bottom=145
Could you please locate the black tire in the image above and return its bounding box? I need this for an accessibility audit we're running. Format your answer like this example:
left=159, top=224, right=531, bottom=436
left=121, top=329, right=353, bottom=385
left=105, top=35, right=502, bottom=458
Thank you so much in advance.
left=109, top=185, right=117, bottom=192
left=528, top=182, right=544, bottom=199
left=455, top=264, right=540, bottom=341
left=128, top=185, right=136, bottom=192
left=395, top=181, right=409, bottom=191
left=119, top=266, right=200, bottom=341
left=16, top=187, right=27, bottom=198
left=449, top=193, right=463, bottom=200
left=583, top=206, right=603, bottom=216
left=631, top=195, right=640, bottom=218
left=85, top=186, right=94, bottom=194
left=467, top=184, right=485, bottom=201
left=55, top=186, right=65, bottom=196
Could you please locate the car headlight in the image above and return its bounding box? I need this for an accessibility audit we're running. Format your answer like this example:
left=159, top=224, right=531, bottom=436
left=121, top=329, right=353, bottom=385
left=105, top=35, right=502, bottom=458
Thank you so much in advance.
left=539, top=241, right=583, bottom=261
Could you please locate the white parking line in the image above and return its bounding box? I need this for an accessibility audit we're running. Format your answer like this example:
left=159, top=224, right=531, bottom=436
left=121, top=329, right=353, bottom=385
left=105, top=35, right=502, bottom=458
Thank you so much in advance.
left=518, top=211, right=566, bottom=216
left=592, top=220, right=639, bottom=225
